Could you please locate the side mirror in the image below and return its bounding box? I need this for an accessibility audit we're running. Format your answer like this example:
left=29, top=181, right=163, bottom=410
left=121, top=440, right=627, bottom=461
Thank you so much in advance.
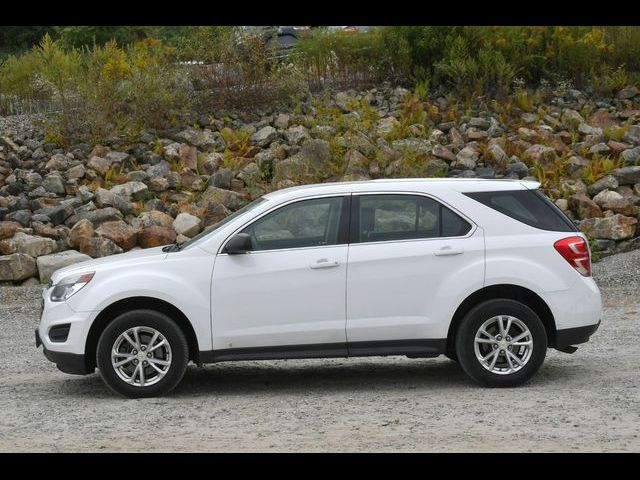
left=224, top=233, right=253, bottom=254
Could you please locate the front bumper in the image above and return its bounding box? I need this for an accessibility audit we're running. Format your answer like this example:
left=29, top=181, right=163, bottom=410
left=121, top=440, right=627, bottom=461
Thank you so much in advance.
left=36, top=328, right=93, bottom=375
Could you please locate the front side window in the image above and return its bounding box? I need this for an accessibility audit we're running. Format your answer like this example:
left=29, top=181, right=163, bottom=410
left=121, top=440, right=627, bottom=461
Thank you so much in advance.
left=353, top=194, right=472, bottom=243
left=242, top=196, right=345, bottom=251
left=182, top=196, right=267, bottom=249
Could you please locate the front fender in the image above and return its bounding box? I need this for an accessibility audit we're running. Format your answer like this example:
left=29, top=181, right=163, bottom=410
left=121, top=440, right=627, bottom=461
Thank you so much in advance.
left=67, top=250, right=215, bottom=351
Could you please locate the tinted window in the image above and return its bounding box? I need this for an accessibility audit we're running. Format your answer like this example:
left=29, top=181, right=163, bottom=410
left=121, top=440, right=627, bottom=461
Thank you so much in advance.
left=242, top=196, right=345, bottom=251
left=354, top=194, right=472, bottom=243
left=464, top=189, right=577, bottom=232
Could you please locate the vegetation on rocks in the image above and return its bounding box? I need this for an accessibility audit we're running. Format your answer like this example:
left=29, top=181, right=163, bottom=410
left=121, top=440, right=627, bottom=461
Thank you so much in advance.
left=1, top=26, right=640, bottom=284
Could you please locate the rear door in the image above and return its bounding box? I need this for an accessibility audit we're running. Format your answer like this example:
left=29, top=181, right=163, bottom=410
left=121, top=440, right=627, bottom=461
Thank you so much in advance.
left=345, top=192, right=485, bottom=351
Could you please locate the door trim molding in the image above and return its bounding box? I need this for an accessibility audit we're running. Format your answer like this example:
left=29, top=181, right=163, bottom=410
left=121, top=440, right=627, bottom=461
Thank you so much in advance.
left=199, top=339, right=446, bottom=364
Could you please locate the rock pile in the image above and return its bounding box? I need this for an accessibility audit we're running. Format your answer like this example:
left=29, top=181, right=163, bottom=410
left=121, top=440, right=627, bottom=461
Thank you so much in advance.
left=1, top=83, right=640, bottom=283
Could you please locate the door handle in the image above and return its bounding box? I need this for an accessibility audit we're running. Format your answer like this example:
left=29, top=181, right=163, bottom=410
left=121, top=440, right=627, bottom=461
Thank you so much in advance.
left=434, top=246, right=464, bottom=256
left=310, top=258, right=340, bottom=269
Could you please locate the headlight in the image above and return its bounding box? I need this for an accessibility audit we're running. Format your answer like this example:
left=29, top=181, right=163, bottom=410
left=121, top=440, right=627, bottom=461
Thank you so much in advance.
left=50, top=272, right=95, bottom=302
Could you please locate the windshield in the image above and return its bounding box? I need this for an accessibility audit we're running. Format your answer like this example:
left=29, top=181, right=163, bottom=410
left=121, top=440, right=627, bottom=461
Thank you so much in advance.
left=181, top=197, right=268, bottom=249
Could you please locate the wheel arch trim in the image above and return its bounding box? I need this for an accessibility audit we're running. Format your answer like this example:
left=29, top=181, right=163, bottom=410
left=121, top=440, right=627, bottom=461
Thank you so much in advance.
left=84, top=296, right=200, bottom=371
left=446, top=283, right=557, bottom=356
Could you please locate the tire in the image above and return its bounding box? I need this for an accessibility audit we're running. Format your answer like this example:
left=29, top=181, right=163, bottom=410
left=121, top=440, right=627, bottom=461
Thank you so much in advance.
left=455, top=299, right=547, bottom=388
left=96, top=309, right=189, bottom=398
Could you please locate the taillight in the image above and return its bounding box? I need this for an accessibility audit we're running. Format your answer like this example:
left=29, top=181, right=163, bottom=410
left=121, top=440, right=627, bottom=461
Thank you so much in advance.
left=554, top=236, right=591, bottom=277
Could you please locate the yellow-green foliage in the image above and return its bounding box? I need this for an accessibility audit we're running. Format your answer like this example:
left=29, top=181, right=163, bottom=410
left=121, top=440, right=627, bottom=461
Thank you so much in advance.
left=103, top=163, right=127, bottom=188
left=514, top=88, right=536, bottom=112
left=153, top=137, right=164, bottom=155
left=0, top=35, right=187, bottom=143
left=582, top=155, right=624, bottom=185
left=532, top=158, right=568, bottom=192
left=385, top=95, right=428, bottom=141
left=321, top=137, right=348, bottom=179
left=604, top=123, right=629, bottom=142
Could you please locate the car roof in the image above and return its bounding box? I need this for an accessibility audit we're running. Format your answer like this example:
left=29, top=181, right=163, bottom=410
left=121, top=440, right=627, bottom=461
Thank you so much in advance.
left=263, top=178, right=541, bottom=200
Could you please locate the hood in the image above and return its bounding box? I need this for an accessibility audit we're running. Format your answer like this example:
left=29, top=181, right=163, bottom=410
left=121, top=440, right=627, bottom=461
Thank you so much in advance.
left=50, top=246, right=168, bottom=285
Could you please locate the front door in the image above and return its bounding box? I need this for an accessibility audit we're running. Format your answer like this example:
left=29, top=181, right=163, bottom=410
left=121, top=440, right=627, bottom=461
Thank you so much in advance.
left=211, top=195, right=350, bottom=355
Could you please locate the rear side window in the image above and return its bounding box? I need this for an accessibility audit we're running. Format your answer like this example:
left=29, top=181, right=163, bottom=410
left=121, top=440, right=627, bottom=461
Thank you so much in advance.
left=352, top=194, right=472, bottom=243
left=464, top=189, right=577, bottom=232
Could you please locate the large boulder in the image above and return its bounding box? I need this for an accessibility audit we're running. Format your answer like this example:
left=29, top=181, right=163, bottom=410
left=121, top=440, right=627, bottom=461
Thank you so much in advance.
left=66, top=207, right=123, bottom=227
left=343, top=149, right=369, bottom=177
left=109, top=181, right=149, bottom=202
left=0, top=253, right=37, bottom=282
left=453, top=146, right=479, bottom=170
left=87, top=156, right=112, bottom=175
left=580, top=214, right=637, bottom=240
left=80, top=237, right=123, bottom=258
left=36, top=250, right=92, bottom=283
left=621, top=146, right=640, bottom=165
left=376, top=117, right=400, bottom=136
left=622, top=125, right=640, bottom=145
left=592, top=190, right=635, bottom=215
left=138, top=226, right=176, bottom=248
left=284, top=125, right=311, bottom=146
left=250, top=126, right=278, bottom=147
left=299, top=138, right=332, bottom=170
left=587, top=175, right=618, bottom=197
left=38, top=201, right=77, bottom=226
left=95, top=220, right=139, bottom=251
left=69, top=219, right=94, bottom=248
left=198, top=186, right=245, bottom=211
left=134, top=210, right=174, bottom=229
left=42, top=174, right=66, bottom=195
left=432, top=145, right=457, bottom=163
left=179, top=144, right=198, bottom=171
left=611, top=166, right=640, bottom=185
left=175, top=127, right=219, bottom=149
left=6, top=232, right=58, bottom=257
left=172, top=213, right=202, bottom=237
left=523, top=144, right=556, bottom=166
left=568, top=193, right=603, bottom=220
left=617, top=86, right=639, bottom=100
left=0, top=221, right=21, bottom=240
left=469, top=117, right=491, bottom=130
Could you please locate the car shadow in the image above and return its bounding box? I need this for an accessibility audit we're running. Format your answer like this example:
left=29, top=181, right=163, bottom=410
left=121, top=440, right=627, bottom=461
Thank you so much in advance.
left=56, top=356, right=581, bottom=399
left=172, top=358, right=470, bottom=397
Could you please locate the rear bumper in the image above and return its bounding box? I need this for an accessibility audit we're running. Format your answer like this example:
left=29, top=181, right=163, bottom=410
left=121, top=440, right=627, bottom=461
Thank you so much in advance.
left=555, top=320, right=600, bottom=348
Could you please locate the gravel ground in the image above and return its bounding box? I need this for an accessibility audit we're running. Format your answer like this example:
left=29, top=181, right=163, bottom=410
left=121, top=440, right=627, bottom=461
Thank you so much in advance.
left=0, top=251, right=639, bottom=452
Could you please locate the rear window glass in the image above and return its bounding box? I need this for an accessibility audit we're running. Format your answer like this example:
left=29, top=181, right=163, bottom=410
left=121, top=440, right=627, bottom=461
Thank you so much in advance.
left=464, top=189, right=577, bottom=232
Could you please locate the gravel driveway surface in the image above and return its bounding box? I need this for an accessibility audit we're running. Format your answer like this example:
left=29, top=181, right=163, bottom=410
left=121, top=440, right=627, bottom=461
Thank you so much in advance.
left=1, top=250, right=639, bottom=452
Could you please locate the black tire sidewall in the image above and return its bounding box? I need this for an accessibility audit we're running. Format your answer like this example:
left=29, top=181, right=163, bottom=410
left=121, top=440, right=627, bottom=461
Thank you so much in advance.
left=456, top=299, right=547, bottom=387
left=96, top=309, right=189, bottom=398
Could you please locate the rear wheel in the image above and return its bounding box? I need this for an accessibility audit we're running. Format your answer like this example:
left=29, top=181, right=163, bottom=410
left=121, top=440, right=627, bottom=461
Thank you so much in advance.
left=456, top=299, right=547, bottom=387
left=96, top=309, right=189, bottom=398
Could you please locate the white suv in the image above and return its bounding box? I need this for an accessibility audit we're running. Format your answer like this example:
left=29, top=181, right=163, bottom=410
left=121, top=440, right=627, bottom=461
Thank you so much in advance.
left=36, top=179, right=602, bottom=397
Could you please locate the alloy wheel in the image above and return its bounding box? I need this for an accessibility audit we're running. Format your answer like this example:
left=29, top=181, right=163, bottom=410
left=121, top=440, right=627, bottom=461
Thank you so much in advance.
left=111, top=326, right=172, bottom=387
left=473, top=315, right=533, bottom=375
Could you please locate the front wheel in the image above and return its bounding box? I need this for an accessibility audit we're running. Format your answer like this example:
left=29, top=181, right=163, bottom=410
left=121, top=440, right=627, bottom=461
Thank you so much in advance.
left=96, top=310, right=189, bottom=398
left=455, top=299, right=547, bottom=387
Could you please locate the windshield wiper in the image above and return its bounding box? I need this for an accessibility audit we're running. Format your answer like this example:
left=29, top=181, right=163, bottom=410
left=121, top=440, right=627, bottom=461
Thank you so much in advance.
left=162, top=242, right=184, bottom=253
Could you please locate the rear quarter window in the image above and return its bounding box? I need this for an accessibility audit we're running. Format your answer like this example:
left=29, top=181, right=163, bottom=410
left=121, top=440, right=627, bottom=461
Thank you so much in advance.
left=464, top=189, right=578, bottom=232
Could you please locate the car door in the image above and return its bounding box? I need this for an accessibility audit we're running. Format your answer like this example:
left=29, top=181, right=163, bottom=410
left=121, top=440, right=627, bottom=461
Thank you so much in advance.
left=211, top=195, right=350, bottom=355
left=345, top=192, right=485, bottom=353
